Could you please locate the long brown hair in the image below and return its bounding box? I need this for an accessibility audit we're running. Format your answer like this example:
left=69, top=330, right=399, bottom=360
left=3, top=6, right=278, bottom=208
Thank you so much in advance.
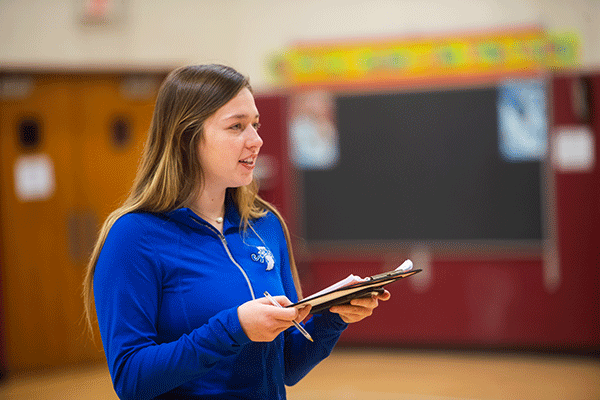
left=82, top=64, right=302, bottom=337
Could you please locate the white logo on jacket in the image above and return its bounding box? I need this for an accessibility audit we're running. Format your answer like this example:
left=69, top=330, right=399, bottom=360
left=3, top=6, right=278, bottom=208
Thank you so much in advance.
left=251, top=246, right=275, bottom=270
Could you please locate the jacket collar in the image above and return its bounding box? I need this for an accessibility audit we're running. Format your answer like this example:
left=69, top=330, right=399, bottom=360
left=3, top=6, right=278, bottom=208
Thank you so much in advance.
left=164, top=195, right=242, bottom=232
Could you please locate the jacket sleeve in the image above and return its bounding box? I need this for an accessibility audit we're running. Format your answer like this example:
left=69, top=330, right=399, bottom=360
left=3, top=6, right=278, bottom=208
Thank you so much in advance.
left=274, top=217, right=348, bottom=386
left=93, top=215, right=251, bottom=400
left=283, top=310, right=348, bottom=386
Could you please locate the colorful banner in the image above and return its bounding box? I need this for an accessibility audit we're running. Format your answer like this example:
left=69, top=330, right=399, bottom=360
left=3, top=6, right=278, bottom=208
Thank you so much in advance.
left=268, top=28, right=580, bottom=88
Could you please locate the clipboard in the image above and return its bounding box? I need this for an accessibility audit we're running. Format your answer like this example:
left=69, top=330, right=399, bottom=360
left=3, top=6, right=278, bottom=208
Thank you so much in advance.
left=288, top=262, right=422, bottom=314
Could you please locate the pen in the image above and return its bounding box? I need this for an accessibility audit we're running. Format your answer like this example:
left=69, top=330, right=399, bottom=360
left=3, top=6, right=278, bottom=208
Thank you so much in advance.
left=263, top=291, right=313, bottom=342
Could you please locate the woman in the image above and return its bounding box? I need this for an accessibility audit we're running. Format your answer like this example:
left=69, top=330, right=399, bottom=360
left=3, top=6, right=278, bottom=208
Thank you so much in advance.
left=82, top=64, right=390, bottom=400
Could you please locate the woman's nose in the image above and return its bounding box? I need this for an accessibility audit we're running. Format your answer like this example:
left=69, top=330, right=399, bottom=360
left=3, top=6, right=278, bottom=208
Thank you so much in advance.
left=247, top=125, right=263, bottom=150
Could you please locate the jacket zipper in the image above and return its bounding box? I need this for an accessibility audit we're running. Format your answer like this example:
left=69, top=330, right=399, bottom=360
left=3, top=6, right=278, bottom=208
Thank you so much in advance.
left=190, top=216, right=256, bottom=300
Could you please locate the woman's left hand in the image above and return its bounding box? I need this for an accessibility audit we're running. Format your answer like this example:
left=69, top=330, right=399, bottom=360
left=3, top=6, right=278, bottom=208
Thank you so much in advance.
left=329, top=290, right=391, bottom=323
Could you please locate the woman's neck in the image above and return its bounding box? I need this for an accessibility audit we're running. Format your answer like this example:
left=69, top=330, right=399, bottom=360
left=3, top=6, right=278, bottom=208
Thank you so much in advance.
left=189, top=187, right=226, bottom=222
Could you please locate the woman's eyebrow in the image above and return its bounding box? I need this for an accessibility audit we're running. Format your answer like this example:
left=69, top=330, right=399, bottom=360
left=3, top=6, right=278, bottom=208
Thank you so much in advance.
left=222, top=113, right=260, bottom=121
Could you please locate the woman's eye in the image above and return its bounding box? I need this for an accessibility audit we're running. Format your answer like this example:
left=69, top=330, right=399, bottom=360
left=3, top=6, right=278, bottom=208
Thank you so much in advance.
left=229, top=123, right=242, bottom=130
left=253, top=122, right=261, bottom=131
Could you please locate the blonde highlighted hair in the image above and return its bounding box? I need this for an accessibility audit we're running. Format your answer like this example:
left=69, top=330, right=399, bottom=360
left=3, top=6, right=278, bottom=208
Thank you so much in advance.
left=82, top=64, right=302, bottom=337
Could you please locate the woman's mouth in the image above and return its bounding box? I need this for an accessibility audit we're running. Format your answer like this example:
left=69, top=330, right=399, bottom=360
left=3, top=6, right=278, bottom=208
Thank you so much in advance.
left=239, top=156, right=256, bottom=168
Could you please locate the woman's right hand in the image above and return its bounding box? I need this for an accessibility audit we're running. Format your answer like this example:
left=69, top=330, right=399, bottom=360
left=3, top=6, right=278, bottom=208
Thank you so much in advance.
left=237, top=296, right=311, bottom=342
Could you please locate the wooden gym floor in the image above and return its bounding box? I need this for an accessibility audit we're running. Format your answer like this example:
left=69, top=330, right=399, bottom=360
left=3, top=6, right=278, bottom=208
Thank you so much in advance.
left=1, top=348, right=599, bottom=399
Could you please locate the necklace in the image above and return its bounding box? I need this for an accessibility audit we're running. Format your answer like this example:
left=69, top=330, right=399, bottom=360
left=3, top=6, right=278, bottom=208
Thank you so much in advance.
left=189, top=206, right=224, bottom=224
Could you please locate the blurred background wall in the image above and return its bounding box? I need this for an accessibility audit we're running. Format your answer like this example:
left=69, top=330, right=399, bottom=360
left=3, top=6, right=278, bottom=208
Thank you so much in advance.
left=1, top=0, right=600, bottom=88
left=0, top=0, right=598, bottom=377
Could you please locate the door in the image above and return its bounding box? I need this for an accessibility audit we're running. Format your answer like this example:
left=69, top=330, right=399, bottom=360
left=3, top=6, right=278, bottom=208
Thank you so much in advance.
left=0, top=72, right=163, bottom=372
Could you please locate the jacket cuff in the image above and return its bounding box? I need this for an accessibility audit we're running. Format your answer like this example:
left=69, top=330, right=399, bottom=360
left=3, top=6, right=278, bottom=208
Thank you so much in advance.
left=207, top=307, right=252, bottom=349
left=314, top=310, right=349, bottom=331
left=229, top=307, right=252, bottom=345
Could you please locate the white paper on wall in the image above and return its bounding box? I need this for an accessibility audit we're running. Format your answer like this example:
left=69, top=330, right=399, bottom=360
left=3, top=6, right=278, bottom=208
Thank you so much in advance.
left=14, top=154, right=56, bottom=202
left=552, top=126, right=596, bottom=172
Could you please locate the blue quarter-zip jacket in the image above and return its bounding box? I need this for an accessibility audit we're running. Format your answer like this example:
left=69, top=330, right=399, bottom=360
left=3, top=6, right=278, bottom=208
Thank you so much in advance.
left=93, top=200, right=348, bottom=400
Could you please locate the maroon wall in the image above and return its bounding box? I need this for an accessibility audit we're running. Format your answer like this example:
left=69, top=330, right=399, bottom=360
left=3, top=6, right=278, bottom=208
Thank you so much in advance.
left=255, top=73, right=599, bottom=352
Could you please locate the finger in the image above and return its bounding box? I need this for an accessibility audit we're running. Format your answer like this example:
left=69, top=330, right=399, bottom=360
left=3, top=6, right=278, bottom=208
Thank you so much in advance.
left=272, top=295, right=293, bottom=307
left=263, top=303, right=298, bottom=322
left=377, top=290, right=391, bottom=301
left=331, top=308, right=369, bottom=324
left=261, top=313, right=296, bottom=336
left=295, top=305, right=312, bottom=323
left=330, top=304, right=373, bottom=318
left=258, top=295, right=298, bottom=321
left=258, top=295, right=293, bottom=307
left=349, top=296, right=379, bottom=308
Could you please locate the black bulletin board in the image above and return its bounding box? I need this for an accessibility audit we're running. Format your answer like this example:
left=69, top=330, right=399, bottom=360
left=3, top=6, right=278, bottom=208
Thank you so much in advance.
left=301, top=87, right=543, bottom=243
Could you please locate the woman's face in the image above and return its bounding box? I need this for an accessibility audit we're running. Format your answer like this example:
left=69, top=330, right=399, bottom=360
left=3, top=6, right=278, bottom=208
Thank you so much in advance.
left=199, top=88, right=263, bottom=192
